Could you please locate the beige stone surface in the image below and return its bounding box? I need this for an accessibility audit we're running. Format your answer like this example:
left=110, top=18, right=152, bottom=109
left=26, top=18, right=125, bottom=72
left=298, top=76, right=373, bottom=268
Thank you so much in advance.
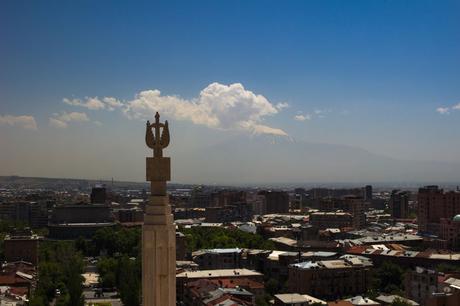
left=146, top=157, right=171, bottom=182
left=142, top=113, right=176, bottom=306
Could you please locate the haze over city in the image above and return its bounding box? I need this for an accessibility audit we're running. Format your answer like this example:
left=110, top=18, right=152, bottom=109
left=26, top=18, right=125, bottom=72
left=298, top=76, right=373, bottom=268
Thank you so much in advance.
left=1, top=1, right=460, bottom=184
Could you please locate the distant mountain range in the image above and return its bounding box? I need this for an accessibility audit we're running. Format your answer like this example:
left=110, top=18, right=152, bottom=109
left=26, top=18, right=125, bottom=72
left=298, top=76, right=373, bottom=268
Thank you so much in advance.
left=172, top=135, right=460, bottom=187
left=2, top=136, right=460, bottom=189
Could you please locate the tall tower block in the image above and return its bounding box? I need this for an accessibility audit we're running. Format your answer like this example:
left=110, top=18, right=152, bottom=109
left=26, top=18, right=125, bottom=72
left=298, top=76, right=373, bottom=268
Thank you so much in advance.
left=143, top=112, right=176, bottom=306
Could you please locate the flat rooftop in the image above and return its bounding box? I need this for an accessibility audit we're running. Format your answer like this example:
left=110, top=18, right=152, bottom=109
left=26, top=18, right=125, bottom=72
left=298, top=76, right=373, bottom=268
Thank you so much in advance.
left=176, top=268, right=262, bottom=279
left=275, top=293, right=326, bottom=304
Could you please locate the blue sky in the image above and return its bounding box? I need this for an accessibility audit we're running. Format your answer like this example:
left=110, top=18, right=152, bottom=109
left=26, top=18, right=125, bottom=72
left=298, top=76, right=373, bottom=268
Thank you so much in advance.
left=1, top=0, right=460, bottom=183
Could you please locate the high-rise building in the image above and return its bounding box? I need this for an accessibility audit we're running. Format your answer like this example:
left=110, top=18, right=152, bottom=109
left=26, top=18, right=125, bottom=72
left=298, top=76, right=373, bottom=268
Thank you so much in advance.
left=0, top=201, right=48, bottom=228
left=211, top=190, right=246, bottom=207
left=190, top=187, right=211, bottom=208
left=364, top=185, right=373, bottom=202
left=439, top=215, right=460, bottom=250
left=260, top=191, right=289, bottom=214
left=390, top=190, right=410, bottom=219
left=417, top=186, right=460, bottom=235
left=90, top=185, right=107, bottom=204
left=344, top=195, right=366, bottom=230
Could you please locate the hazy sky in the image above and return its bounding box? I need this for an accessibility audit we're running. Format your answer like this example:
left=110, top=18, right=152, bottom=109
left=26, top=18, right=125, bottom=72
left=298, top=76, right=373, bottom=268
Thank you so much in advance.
left=1, top=1, right=460, bottom=184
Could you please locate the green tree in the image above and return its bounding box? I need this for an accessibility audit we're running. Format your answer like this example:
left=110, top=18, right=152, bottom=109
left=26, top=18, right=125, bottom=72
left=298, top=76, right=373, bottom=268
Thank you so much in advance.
left=31, top=241, right=84, bottom=305
left=372, top=261, right=405, bottom=293
left=91, top=226, right=141, bottom=257
left=265, top=278, right=279, bottom=296
left=437, top=263, right=460, bottom=273
left=97, top=257, right=118, bottom=288
left=118, top=256, right=141, bottom=306
left=182, top=227, right=274, bottom=252
left=28, top=295, right=46, bottom=306
left=64, top=256, right=84, bottom=306
left=75, top=236, right=88, bottom=254
left=255, top=295, right=269, bottom=306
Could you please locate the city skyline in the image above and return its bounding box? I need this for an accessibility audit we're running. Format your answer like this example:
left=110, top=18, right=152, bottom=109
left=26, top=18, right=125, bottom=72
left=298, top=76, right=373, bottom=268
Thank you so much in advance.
left=1, top=1, right=460, bottom=184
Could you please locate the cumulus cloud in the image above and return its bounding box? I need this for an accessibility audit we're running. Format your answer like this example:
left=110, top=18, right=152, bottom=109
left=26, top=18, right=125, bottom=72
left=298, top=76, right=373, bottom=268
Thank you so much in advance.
left=0, top=115, right=37, bottom=130
left=63, top=97, right=123, bottom=111
left=65, top=82, right=288, bottom=136
left=436, top=107, right=450, bottom=115
left=294, top=114, right=311, bottom=121
left=49, top=111, right=90, bottom=128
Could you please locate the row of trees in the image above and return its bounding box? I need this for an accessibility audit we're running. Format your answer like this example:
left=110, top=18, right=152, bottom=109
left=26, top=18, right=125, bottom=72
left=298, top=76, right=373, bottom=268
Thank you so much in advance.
left=78, top=226, right=142, bottom=306
left=30, top=241, right=84, bottom=306
left=97, top=256, right=141, bottom=306
left=182, top=226, right=275, bottom=251
left=75, top=225, right=141, bottom=257
left=29, top=225, right=142, bottom=306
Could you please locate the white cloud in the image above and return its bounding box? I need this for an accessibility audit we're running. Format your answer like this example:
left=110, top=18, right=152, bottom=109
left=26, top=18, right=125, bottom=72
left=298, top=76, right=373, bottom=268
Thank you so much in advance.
left=314, top=109, right=330, bottom=118
left=452, top=103, right=460, bottom=110
left=102, top=97, right=123, bottom=111
left=63, top=97, right=123, bottom=111
left=293, top=108, right=330, bottom=121
left=66, top=82, right=287, bottom=136
left=0, top=115, right=37, bottom=130
left=436, top=107, right=450, bottom=115
left=294, top=114, right=311, bottom=121
left=275, top=102, right=289, bottom=110
left=49, top=111, right=90, bottom=128
left=49, top=118, right=68, bottom=128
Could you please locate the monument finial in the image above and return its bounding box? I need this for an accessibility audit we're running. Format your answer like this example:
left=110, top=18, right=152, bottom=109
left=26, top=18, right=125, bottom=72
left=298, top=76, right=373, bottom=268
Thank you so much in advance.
left=145, top=112, right=170, bottom=157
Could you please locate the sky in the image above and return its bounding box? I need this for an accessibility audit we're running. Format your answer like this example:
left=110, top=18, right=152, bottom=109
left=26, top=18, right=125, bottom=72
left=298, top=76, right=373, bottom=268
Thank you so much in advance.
left=1, top=0, right=460, bottom=184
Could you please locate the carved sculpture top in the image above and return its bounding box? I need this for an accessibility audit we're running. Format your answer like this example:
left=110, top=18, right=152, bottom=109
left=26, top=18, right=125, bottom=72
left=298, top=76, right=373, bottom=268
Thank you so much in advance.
left=145, top=112, right=170, bottom=158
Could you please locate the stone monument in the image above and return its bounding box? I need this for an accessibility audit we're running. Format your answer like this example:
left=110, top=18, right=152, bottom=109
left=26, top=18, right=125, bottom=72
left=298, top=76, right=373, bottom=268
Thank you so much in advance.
left=142, top=112, right=176, bottom=306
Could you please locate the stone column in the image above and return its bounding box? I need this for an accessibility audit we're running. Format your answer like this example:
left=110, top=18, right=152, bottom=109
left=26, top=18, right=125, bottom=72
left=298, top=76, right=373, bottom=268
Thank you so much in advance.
left=142, top=116, right=176, bottom=306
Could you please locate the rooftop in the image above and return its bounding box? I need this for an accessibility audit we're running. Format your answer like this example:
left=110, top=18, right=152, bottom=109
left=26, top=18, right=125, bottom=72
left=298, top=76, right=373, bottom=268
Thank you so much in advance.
left=345, top=295, right=379, bottom=305
left=275, top=293, right=326, bottom=304
left=176, top=269, right=262, bottom=279
left=375, top=295, right=419, bottom=306
left=269, top=237, right=297, bottom=246
left=291, top=256, right=372, bottom=270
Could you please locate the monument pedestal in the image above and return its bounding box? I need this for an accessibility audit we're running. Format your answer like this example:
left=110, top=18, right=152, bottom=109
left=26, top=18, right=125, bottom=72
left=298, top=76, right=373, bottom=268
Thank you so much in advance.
left=142, top=223, right=176, bottom=306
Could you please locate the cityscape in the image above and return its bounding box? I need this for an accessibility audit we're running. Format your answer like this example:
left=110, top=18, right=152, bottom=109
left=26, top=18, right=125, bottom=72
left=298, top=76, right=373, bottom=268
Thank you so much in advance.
left=1, top=1, right=460, bottom=306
